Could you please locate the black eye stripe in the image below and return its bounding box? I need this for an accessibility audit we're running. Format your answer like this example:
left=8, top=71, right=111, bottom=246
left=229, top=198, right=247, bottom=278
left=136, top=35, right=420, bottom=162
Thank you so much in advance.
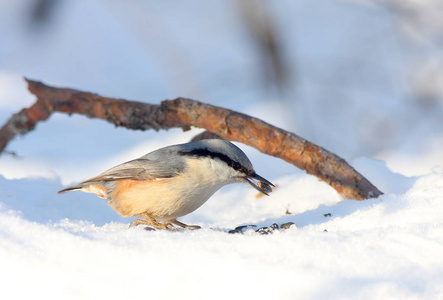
left=179, top=148, right=252, bottom=175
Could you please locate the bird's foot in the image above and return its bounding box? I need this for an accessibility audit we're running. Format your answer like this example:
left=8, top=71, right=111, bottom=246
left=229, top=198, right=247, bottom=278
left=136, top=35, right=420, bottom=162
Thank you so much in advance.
left=129, top=215, right=176, bottom=231
left=170, top=219, right=201, bottom=230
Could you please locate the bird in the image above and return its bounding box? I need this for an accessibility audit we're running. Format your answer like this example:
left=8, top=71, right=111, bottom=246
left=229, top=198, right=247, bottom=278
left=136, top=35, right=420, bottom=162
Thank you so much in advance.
left=58, top=139, right=274, bottom=230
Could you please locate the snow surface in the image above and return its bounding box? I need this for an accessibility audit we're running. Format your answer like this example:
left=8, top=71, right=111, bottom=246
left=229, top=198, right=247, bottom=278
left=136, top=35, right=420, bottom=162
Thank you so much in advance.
left=1, top=1, right=443, bottom=299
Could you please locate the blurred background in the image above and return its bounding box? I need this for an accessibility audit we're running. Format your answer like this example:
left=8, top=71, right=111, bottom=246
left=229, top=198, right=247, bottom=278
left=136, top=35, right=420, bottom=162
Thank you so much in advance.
left=0, top=0, right=442, bottom=182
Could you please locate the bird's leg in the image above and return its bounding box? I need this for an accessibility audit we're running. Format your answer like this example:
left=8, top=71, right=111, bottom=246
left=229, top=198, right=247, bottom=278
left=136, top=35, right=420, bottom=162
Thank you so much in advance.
left=129, top=219, right=153, bottom=227
left=170, top=219, right=201, bottom=230
left=130, top=213, right=175, bottom=231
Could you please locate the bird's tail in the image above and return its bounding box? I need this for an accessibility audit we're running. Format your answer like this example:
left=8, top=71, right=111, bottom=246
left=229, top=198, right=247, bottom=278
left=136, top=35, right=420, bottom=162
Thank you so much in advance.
left=57, top=184, right=84, bottom=194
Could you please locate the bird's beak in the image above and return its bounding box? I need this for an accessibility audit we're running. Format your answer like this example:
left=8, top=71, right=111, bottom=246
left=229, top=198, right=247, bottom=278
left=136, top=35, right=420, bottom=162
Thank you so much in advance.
left=244, top=173, right=274, bottom=196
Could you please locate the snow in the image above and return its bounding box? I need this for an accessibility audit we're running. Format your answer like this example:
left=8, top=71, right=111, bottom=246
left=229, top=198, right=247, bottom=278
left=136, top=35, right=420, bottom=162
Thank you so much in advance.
left=1, top=171, right=443, bottom=299
left=1, top=0, right=443, bottom=299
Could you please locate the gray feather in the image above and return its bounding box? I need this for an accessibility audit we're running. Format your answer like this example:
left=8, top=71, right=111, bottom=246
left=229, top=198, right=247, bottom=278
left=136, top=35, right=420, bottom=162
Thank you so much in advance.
left=84, top=153, right=185, bottom=184
left=58, top=146, right=187, bottom=194
left=58, top=139, right=252, bottom=194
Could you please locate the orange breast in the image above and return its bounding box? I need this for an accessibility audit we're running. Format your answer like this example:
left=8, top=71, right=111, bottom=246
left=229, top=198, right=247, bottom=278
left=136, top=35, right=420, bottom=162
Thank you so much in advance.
left=108, top=179, right=171, bottom=218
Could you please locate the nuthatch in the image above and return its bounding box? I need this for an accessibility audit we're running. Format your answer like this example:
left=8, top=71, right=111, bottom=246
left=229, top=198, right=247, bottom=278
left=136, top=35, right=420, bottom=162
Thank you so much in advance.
left=58, top=139, right=274, bottom=230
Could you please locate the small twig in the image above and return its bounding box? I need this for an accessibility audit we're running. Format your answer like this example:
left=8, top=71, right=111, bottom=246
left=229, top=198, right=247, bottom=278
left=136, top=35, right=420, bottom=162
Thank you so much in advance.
left=0, top=79, right=383, bottom=200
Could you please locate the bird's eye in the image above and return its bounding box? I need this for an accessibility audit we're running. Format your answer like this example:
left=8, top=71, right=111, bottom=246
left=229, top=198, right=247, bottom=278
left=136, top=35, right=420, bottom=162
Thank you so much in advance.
left=232, top=162, right=241, bottom=171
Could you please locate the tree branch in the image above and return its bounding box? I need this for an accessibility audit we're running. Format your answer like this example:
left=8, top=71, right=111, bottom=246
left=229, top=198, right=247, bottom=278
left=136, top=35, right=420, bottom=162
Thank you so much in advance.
left=0, top=79, right=383, bottom=200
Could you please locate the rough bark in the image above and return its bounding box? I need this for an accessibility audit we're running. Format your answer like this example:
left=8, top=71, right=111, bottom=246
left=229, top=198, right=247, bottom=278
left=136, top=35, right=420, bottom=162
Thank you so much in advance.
left=0, top=79, right=383, bottom=200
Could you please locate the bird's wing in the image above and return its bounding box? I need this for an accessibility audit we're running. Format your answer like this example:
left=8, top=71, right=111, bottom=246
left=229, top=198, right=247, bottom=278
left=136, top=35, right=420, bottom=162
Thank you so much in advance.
left=57, top=150, right=187, bottom=194
left=83, top=158, right=184, bottom=183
